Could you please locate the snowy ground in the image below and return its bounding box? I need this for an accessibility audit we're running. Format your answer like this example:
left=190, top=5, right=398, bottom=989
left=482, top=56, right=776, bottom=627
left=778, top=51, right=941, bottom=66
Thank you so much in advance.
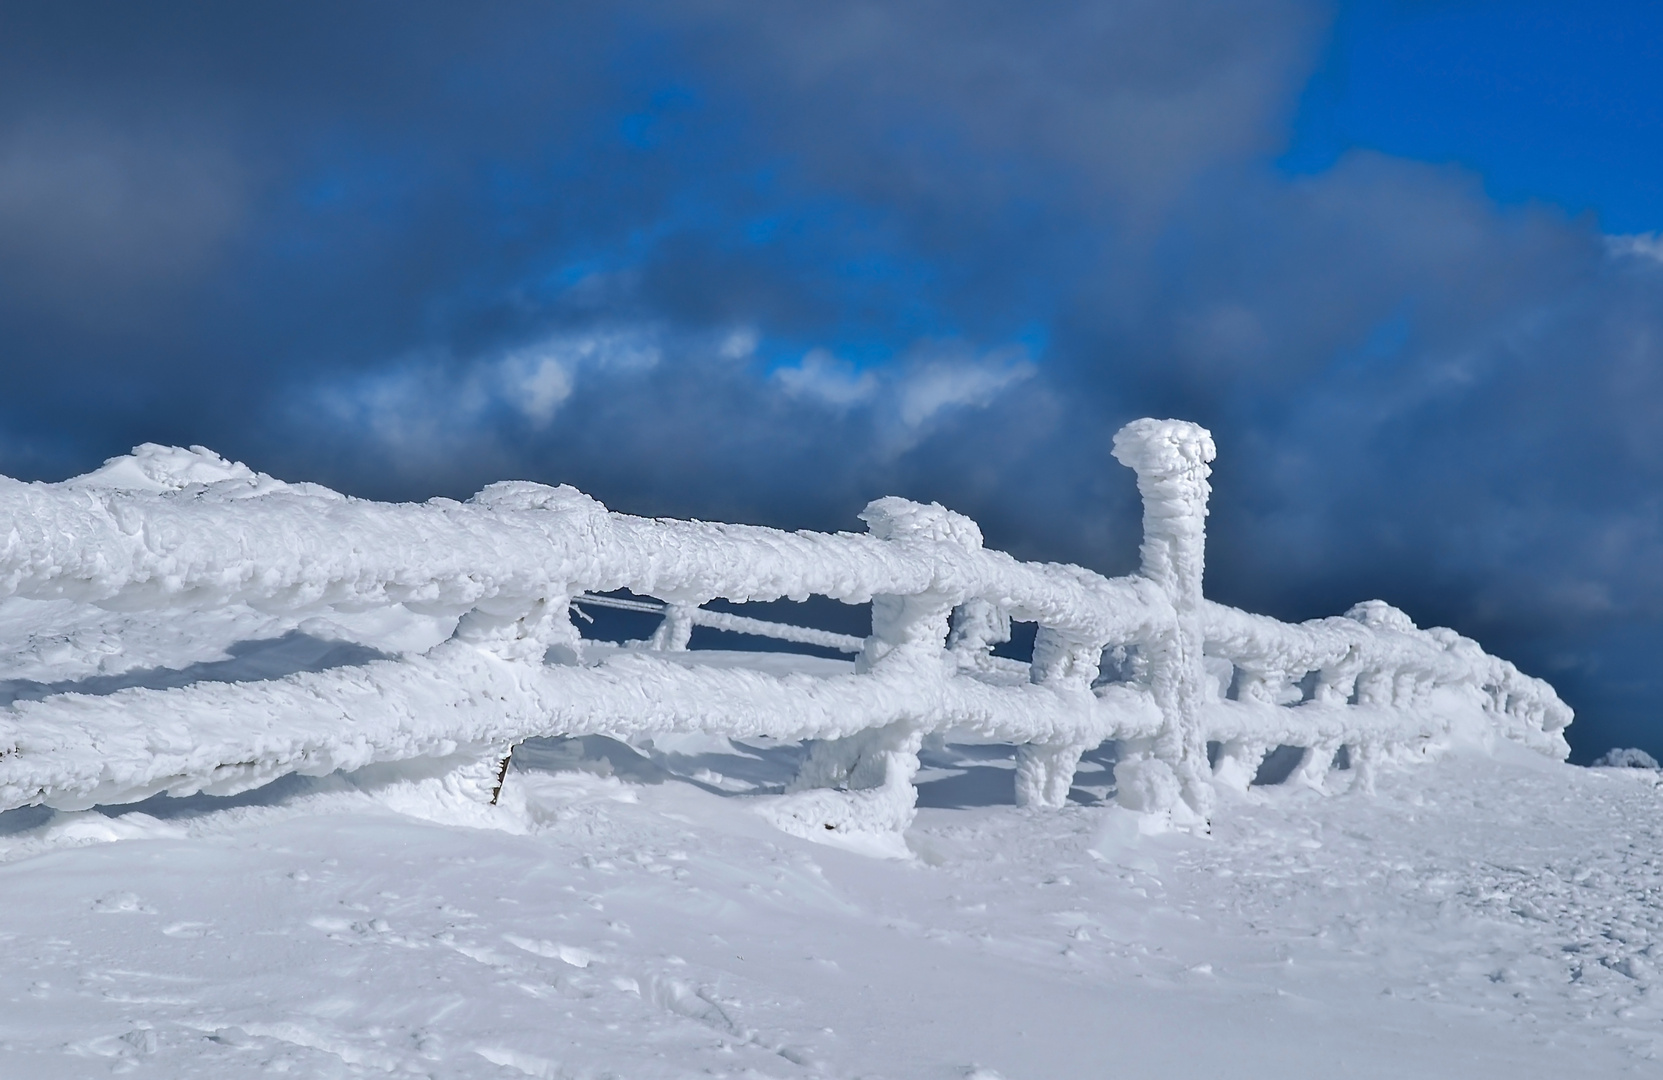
left=2, top=710, right=1661, bottom=1078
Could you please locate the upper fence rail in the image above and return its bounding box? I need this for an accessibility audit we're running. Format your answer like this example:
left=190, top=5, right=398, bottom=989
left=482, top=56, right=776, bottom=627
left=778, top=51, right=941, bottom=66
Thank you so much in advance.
left=0, top=423, right=1571, bottom=835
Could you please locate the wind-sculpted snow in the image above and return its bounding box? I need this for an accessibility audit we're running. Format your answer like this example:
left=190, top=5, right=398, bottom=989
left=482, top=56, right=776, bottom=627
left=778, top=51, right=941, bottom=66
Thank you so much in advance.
left=0, top=422, right=1572, bottom=833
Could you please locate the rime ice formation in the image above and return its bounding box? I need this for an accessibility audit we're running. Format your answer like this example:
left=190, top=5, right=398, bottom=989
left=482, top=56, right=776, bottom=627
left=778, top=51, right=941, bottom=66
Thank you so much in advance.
left=1592, top=747, right=1660, bottom=769
left=1111, top=418, right=1217, bottom=823
left=0, top=420, right=1571, bottom=840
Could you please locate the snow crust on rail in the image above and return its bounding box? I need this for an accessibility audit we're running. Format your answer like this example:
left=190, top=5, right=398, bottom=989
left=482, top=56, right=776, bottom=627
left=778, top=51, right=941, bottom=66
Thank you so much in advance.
left=0, top=445, right=1167, bottom=647
left=0, top=642, right=1160, bottom=812
left=1200, top=599, right=1570, bottom=758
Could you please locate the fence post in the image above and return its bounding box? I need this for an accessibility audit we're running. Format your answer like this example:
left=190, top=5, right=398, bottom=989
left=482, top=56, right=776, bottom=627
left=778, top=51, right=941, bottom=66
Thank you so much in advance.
left=771, top=497, right=974, bottom=838
left=648, top=603, right=695, bottom=651
left=442, top=593, right=586, bottom=807
left=1112, top=418, right=1217, bottom=822
left=947, top=597, right=1010, bottom=671
left=1014, top=628, right=1102, bottom=808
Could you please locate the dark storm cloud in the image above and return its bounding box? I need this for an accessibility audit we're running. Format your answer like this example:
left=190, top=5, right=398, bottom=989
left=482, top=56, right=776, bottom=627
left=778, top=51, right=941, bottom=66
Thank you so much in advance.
left=0, top=2, right=1660, bottom=756
left=0, top=122, right=241, bottom=313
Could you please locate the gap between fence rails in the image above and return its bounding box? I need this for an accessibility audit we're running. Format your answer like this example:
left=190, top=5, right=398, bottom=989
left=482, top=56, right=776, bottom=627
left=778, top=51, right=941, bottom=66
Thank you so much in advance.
left=572, top=593, right=867, bottom=654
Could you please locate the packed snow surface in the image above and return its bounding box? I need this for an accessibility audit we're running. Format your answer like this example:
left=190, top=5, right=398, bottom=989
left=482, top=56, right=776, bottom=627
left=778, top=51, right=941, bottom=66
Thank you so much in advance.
left=1, top=735, right=1661, bottom=1077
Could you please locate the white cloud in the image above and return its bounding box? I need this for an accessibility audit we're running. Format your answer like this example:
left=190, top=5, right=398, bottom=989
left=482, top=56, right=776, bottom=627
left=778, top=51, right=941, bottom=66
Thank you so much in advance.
left=778, top=342, right=1034, bottom=421
left=495, top=329, right=659, bottom=426
left=720, top=327, right=760, bottom=360
left=506, top=355, right=574, bottom=424
left=894, top=348, right=1035, bottom=429
left=771, top=340, right=1037, bottom=453
left=313, top=329, right=1038, bottom=469
left=314, top=361, right=481, bottom=458
left=316, top=327, right=667, bottom=451
left=1606, top=233, right=1663, bottom=263
left=773, top=348, right=879, bottom=406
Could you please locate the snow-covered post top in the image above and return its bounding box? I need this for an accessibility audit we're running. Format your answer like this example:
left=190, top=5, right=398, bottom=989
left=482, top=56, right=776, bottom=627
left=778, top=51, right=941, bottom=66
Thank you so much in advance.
left=857, top=497, right=981, bottom=671
left=1111, top=418, right=1217, bottom=821
left=449, top=481, right=598, bottom=663
left=1111, top=418, right=1216, bottom=603
left=859, top=495, right=984, bottom=548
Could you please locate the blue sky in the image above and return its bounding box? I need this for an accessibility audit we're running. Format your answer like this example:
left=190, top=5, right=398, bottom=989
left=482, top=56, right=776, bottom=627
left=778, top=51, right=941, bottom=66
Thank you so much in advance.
left=1286, top=1, right=1663, bottom=229
left=1, top=1, right=1660, bottom=759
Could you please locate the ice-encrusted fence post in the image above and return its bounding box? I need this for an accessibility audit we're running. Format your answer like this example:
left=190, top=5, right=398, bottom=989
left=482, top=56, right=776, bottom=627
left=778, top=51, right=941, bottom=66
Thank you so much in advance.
left=1014, top=628, right=1103, bottom=808
left=438, top=592, right=585, bottom=806
left=1212, top=666, right=1277, bottom=793
left=946, top=597, right=1011, bottom=672
left=1111, top=418, right=1217, bottom=823
left=773, top=498, right=974, bottom=838
left=428, top=481, right=600, bottom=807
left=648, top=603, right=694, bottom=651
left=947, top=596, right=1109, bottom=809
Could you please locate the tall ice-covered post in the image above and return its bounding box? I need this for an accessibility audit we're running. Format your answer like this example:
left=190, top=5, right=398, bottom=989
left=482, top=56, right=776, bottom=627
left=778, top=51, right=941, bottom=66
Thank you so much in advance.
left=1112, top=418, right=1217, bottom=822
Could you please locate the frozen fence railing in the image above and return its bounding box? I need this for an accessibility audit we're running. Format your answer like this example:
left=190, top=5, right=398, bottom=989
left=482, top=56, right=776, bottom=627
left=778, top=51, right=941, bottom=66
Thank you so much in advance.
left=0, top=420, right=1570, bottom=836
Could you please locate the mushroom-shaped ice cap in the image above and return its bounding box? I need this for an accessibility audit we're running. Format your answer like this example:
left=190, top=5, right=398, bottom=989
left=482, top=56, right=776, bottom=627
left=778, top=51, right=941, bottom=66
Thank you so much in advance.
left=1111, top=418, right=1216, bottom=478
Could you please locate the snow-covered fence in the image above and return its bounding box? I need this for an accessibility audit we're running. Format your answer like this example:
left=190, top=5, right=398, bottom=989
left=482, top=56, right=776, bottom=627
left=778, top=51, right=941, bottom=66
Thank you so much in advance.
left=0, top=421, right=1570, bottom=836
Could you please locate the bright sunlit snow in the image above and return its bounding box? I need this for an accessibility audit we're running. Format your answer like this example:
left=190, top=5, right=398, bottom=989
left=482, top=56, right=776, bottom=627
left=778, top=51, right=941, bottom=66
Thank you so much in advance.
left=3, top=733, right=1662, bottom=1077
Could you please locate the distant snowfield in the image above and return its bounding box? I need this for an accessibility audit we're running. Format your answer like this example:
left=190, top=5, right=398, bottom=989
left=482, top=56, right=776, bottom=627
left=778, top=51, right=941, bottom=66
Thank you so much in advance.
left=1, top=716, right=1659, bottom=1078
